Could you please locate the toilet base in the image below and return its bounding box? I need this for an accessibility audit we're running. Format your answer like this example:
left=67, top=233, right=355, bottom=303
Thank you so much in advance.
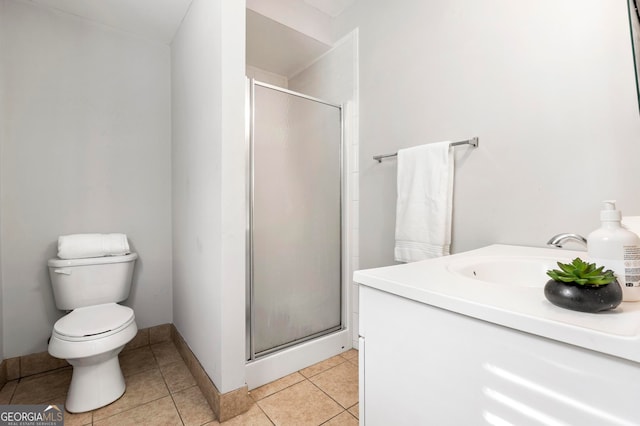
left=65, top=348, right=126, bottom=413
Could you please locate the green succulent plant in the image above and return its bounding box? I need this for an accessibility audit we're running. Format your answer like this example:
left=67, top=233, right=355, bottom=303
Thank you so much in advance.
left=546, top=258, right=615, bottom=286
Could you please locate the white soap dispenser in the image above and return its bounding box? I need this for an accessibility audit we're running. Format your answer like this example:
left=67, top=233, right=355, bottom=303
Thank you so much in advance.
left=587, top=200, right=640, bottom=302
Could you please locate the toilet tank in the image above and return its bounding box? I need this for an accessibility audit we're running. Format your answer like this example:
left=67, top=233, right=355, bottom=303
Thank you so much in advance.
left=47, top=253, right=138, bottom=310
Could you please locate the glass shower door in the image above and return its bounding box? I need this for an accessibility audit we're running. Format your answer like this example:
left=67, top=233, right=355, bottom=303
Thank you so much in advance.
left=249, top=80, right=342, bottom=358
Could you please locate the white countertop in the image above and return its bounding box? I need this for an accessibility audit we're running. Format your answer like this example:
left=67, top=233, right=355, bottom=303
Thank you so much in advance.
left=353, top=244, right=640, bottom=363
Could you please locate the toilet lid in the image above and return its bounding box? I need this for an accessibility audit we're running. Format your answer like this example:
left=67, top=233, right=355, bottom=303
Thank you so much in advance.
left=54, top=303, right=134, bottom=338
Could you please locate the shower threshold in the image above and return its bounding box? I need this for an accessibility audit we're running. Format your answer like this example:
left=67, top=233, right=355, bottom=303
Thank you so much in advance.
left=246, top=328, right=351, bottom=390
left=253, top=324, right=343, bottom=359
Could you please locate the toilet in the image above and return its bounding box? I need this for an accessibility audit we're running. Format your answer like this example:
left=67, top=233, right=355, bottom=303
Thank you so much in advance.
left=47, top=253, right=138, bottom=413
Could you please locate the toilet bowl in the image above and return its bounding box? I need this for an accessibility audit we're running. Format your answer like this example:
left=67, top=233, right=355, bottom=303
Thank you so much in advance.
left=47, top=253, right=138, bottom=413
left=49, top=303, right=137, bottom=412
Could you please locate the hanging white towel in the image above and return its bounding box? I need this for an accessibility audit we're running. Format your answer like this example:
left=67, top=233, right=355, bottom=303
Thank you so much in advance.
left=394, top=142, right=454, bottom=262
left=57, top=233, right=131, bottom=259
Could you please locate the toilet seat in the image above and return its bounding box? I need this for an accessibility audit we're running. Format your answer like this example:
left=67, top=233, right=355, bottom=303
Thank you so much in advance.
left=48, top=307, right=138, bottom=413
left=53, top=303, right=135, bottom=342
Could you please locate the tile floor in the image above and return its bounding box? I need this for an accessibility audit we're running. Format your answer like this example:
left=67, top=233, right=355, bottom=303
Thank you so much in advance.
left=0, top=342, right=359, bottom=426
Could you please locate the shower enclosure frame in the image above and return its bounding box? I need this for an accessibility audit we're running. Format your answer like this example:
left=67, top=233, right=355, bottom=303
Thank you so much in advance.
left=245, top=78, right=346, bottom=362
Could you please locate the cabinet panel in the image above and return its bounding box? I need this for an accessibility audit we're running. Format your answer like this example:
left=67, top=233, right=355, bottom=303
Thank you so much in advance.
left=359, top=286, right=640, bottom=425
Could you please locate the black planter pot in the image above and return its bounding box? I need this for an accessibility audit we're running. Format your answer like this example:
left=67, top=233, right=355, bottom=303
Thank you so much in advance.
left=544, top=279, right=623, bottom=313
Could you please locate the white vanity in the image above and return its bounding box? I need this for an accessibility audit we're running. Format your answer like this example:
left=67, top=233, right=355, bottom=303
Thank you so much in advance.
left=354, top=245, right=640, bottom=426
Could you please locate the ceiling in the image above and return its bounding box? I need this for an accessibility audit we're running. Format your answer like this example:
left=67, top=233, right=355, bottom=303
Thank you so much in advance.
left=303, top=0, right=356, bottom=18
left=26, top=0, right=350, bottom=78
left=27, top=0, right=193, bottom=44
left=246, top=9, right=331, bottom=78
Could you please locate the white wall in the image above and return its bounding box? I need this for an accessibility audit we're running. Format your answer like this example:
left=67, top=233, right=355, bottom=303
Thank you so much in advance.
left=288, top=31, right=359, bottom=348
left=0, top=0, right=173, bottom=357
left=172, top=0, right=246, bottom=393
left=334, top=0, right=640, bottom=269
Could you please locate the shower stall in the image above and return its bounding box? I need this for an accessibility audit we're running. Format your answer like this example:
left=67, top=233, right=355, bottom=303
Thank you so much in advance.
left=246, top=79, right=349, bottom=385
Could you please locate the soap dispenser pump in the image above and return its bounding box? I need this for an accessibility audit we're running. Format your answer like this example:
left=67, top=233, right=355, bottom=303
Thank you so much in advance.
left=587, top=200, right=640, bottom=302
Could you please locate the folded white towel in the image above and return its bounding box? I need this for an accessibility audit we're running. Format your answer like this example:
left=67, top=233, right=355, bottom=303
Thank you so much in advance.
left=394, top=142, right=454, bottom=262
left=58, top=233, right=131, bottom=259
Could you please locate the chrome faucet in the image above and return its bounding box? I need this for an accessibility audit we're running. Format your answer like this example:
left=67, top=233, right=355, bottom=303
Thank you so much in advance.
left=547, top=233, right=587, bottom=248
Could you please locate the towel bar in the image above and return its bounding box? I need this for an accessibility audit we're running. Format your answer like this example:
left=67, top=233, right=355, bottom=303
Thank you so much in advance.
left=373, top=137, right=479, bottom=163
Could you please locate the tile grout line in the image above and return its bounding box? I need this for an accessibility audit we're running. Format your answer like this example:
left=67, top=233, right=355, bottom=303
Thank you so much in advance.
left=6, top=340, right=193, bottom=425
left=7, top=343, right=358, bottom=425
left=157, top=362, right=187, bottom=426
left=252, top=400, right=277, bottom=426
left=252, top=357, right=348, bottom=402
left=306, top=376, right=349, bottom=424
left=301, top=357, right=349, bottom=380
left=250, top=372, right=307, bottom=401
left=4, top=382, right=18, bottom=404
left=91, top=347, right=174, bottom=425
left=255, top=378, right=338, bottom=426
left=305, top=377, right=350, bottom=414
left=319, top=408, right=358, bottom=425
left=150, top=343, right=189, bottom=426
left=166, top=392, right=187, bottom=426
left=252, top=359, right=352, bottom=426
left=96, top=342, right=197, bottom=425
left=305, top=360, right=360, bottom=418
left=12, top=365, right=72, bottom=384
left=92, top=394, right=172, bottom=425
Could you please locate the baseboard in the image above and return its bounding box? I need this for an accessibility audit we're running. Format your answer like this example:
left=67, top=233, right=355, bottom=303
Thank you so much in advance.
left=170, top=325, right=251, bottom=422
left=1, top=351, right=68, bottom=381
left=0, top=323, right=251, bottom=422
left=0, top=359, right=6, bottom=391
left=3, top=323, right=172, bottom=381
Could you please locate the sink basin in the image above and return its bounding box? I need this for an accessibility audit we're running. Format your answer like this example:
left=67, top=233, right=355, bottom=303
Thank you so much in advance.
left=446, top=256, right=571, bottom=287
left=356, top=244, right=640, bottom=361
